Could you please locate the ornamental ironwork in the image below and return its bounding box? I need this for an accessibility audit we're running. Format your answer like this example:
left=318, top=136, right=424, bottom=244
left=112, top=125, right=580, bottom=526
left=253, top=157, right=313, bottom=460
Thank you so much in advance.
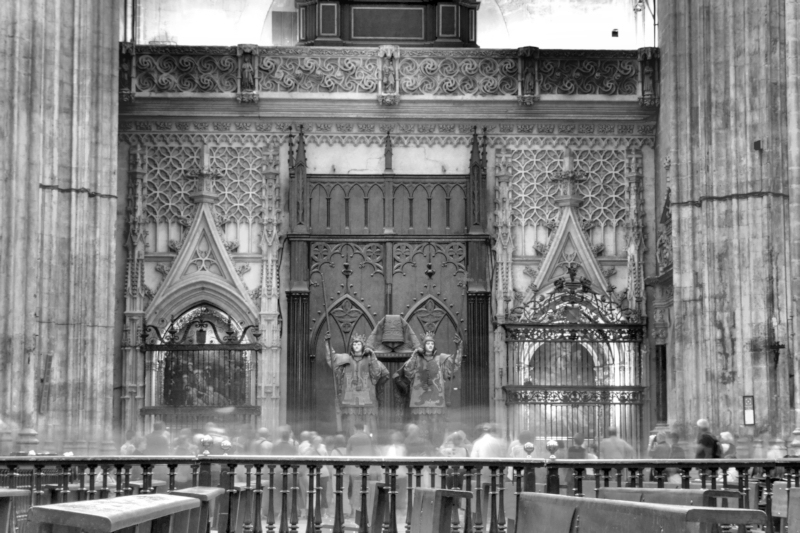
left=141, top=315, right=261, bottom=409
left=503, top=386, right=644, bottom=405
left=141, top=318, right=261, bottom=348
left=504, top=324, right=643, bottom=342
left=505, top=274, right=643, bottom=325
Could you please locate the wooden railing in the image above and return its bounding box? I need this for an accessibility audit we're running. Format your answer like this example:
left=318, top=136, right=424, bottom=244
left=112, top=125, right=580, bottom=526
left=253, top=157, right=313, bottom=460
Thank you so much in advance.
left=2, top=456, right=799, bottom=533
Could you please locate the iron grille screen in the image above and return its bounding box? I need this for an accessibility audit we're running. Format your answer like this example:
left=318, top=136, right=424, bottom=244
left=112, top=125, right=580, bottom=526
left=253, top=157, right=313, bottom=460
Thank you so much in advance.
left=503, top=283, right=645, bottom=455
left=157, top=347, right=252, bottom=407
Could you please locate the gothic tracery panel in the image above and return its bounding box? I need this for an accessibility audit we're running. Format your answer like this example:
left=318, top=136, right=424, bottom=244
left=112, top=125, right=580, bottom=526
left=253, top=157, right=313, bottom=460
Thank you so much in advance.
left=211, top=146, right=264, bottom=223
left=144, top=145, right=201, bottom=222
left=509, top=148, right=628, bottom=257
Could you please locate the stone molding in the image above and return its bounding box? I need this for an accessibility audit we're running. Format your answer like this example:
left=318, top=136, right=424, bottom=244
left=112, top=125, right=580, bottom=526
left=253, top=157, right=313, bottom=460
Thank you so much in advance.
left=120, top=122, right=657, bottom=149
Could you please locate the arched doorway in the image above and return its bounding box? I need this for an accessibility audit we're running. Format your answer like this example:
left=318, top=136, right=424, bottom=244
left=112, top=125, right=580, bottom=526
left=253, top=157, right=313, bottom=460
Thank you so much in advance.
left=503, top=279, right=644, bottom=455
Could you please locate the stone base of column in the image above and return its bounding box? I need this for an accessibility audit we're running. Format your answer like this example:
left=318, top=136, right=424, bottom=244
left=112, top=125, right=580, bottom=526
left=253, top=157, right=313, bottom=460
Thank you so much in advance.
left=16, top=428, right=39, bottom=453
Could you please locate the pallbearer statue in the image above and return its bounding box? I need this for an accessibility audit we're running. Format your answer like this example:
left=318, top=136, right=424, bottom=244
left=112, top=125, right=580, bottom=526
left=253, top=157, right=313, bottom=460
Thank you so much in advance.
left=395, top=331, right=463, bottom=444
left=325, top=332, right=390, bottom=434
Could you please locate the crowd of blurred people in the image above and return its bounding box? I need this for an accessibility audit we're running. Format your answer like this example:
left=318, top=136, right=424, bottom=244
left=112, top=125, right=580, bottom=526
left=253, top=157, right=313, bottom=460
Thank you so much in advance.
left=116, top=417, right=765, bottom=520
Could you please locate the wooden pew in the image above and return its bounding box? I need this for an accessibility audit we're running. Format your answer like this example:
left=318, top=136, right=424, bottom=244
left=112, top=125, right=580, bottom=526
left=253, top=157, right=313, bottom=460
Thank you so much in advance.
left=598, top=487, right=741, bottom=507
left=128, top=480, right=167, bottom=494
left=170, top=487, right=225, bottom=533
left=367, top=481, right=389, bottom=533
left=0, top=489, right=31, bottom=533
left=27, top=494, right=201, bottom=533
left=476, top=480, right=520, bottom=531
left=410, top=488, right=471, bottom=533
left=785, top=486, right=800, bottom=533
left=217, top=482, right=248, bottom=533
left=516, top=492, right=768, bottom=533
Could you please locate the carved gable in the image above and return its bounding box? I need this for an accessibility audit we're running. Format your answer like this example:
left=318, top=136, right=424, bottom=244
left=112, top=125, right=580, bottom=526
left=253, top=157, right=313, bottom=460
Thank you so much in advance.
left=533, top=206, right=608, bottom=295
left=146, top=201, right=258, bottom=322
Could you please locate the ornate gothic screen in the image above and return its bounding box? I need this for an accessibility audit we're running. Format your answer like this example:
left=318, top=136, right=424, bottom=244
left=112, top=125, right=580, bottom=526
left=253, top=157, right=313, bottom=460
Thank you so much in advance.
left=140, top=306, right=261, bottom=436
left=503, top=280, right=644, bottom=454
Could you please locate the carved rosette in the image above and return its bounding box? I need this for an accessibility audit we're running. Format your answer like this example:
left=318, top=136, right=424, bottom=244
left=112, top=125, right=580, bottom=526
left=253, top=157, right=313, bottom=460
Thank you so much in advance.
left=378, top=45, right=399, bottom=106
left=517, top=46, right=540, bottom=106
left=237, top=44, right=259, bottom=104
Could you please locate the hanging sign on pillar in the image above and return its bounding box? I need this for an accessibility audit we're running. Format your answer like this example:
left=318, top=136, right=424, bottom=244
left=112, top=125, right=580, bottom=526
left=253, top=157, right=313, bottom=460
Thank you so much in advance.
left=743, top=395, right=755, bottom=426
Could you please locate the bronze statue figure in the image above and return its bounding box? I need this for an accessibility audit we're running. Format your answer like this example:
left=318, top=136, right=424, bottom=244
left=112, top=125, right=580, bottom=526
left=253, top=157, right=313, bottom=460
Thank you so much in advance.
left=326, top=332, right=390, bottom=434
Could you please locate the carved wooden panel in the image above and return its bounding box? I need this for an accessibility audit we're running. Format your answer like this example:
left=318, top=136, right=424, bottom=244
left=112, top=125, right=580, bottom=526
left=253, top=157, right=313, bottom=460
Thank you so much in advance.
left=306, top=237, right=471, bottom=436
left=307, top=175, right=467, bottom=235
left=290, top=170, right=488, bottom=439
left=309, top=241, right=387, bottom=435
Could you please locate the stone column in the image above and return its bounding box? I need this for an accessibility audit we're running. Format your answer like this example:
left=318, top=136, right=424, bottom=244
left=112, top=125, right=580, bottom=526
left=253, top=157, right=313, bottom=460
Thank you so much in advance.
left=0, top=1, right=119, bottom=453
left=785, top=0, right=800, bottom=428
left=257, top=138, right=284, bottom=429
left=658, top=0, right=793, bottom=439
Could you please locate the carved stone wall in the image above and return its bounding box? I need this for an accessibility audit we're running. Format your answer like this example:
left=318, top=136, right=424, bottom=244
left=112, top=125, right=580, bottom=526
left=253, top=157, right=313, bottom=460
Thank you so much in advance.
left=121, top=120, right=655, bottom=438
left=119, top=132, right=285, bottom=432
left=499, top=135, right=654, bottom=306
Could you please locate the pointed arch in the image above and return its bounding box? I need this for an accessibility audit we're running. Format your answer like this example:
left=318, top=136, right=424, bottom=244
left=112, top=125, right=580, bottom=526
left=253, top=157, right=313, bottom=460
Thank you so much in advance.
left=309, top=293, right=376, bottom=351
left=146, top=277, right=258, bottom=329
left=405, top=294, right=462, bottom=338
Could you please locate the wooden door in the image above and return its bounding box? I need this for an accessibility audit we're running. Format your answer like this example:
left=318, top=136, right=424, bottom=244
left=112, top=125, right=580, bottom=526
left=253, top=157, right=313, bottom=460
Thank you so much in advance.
left=288, top=173, right=489, bottom=441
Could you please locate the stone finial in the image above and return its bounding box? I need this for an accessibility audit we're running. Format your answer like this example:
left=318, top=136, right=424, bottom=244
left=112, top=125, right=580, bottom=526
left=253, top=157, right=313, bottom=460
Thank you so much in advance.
left=551, top=146, right=586, bottom=206
left=384, top=130, right=393, bottom=174
left=187, top=144, right=221, bottom=204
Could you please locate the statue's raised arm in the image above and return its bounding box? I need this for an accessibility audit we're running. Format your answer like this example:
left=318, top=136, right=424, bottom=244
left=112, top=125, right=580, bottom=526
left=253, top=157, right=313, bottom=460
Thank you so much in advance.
left=398, top=330, right=464, bottom=444
left=326, top=332, right=389, bottom=434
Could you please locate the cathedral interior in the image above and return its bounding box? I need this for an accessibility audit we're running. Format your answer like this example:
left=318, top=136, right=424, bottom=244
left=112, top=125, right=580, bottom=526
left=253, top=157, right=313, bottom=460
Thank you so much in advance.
left=1, top=0, right=798, bottom=459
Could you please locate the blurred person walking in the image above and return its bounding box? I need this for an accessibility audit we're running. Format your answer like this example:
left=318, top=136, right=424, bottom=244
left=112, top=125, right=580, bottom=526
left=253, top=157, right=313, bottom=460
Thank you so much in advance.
left=347, top=422, right=378, bottom=522
left=598, top=427, right=635, bottom=459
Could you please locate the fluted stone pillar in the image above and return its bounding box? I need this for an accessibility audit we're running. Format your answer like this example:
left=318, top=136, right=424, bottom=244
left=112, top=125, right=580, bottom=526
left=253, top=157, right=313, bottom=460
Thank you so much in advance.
left=0, top=1, right=119, bottom=453
left=658, top=0, right=793, bottom=439
left=786, top=0, right=800, bottom=429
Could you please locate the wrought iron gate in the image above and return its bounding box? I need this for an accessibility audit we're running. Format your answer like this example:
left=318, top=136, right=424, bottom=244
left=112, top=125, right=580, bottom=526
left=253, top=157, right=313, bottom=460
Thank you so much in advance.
left=503, top=280, right=644, bottom=455
left=140, top=307, right=261, bottom=439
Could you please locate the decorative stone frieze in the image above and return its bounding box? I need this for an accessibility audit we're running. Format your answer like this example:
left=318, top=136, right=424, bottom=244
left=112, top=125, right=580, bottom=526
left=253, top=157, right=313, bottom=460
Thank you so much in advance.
left=129, top=45, right=657, bottom=102
left=538, top=50, right=639, bottom=96
left=119, top=125, right=656, bottom=152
